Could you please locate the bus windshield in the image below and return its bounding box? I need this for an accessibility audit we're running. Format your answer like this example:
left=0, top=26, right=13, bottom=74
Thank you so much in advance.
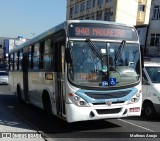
left=145, top=67, right=160, bottom=83
left=68, top=40, right=140, bottom=87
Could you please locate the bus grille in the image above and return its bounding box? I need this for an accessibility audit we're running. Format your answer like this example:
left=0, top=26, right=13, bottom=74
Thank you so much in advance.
left=96, top=108, right=121, bottom=115
left=85, top=90, right=130, bottom=99
left=92, top=101, right=125, bottom=105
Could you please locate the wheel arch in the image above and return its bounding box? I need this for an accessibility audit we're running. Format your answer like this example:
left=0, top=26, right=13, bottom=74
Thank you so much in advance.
left=42, top=88, right=53, bottom=109
left=142, top=99, right=154, bottom=108
left=42, top=88, right=54, bottom=117
left=16, top=83, right=22, bottom=96
left=16, top=83, right=24, bottom=102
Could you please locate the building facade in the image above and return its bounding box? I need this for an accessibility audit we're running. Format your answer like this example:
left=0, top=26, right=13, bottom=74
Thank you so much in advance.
left=146, top=0, right=160, bottom=57
left=0, top=37, right=28, bottom=70
left=67, top=0, right=151, bottom=26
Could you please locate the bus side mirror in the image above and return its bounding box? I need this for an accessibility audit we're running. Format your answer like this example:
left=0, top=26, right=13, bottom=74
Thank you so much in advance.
left=65, top=48, right=72, bottom=64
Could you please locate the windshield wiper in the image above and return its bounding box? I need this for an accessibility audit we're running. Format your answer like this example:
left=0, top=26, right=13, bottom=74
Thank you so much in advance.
left=115, top=40, right=126, bottom=62
left=86, top=39, right=103, bottom=62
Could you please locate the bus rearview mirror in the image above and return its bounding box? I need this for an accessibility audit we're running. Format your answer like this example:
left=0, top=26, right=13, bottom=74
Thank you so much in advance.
left=65, top=48, right=72, bottom=64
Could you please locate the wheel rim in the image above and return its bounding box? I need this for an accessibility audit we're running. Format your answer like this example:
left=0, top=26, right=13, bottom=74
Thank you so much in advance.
left=145, top=107, right=152, bottom=116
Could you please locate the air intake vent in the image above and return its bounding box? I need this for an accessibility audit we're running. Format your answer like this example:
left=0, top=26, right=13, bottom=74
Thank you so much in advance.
left=96, top=108, right=121, bottom=115
left=92, top=101, right=125, bottom=105
left=85, top=90, right=131, bottom=99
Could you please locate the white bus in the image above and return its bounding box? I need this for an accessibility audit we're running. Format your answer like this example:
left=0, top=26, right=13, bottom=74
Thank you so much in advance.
left=142, top=58, right=160, bottom=119
left=9, top=20, right=142, bottom=123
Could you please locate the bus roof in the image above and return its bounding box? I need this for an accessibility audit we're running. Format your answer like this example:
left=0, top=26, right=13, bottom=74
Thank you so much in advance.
left=144, top=57, right=160, bottom=67
left=67, top=20, right=128, bottom=26
left=9, top=20, right=132, bottom=54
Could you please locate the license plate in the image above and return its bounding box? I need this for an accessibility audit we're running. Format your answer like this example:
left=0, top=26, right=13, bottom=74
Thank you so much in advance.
left=129, top=107, right=140, bottom=112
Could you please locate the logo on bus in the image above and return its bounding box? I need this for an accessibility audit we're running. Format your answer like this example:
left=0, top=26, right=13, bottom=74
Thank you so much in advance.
left=106, top=101, right=112, bottom=106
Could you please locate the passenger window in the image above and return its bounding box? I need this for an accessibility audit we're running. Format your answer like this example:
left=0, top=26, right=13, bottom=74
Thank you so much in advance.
left=19, top=50, right=23, bottom=70
left=33, top=43, right=40, bottom=70
left=43, top=38, right=54, bottom=70
left=28, top=46, right=33, bottom=69
left=39, top=42, right=44, bottom=69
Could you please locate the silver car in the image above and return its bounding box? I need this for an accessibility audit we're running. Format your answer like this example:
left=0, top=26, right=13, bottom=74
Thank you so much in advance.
left=0, top=71, right=9, bottom=84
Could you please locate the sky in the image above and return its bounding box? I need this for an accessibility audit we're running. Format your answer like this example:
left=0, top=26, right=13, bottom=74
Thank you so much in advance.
left=0, top=0, right=66, bottom=39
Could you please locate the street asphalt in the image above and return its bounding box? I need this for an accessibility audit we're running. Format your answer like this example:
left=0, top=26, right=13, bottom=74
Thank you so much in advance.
left=0, top=100, right=46, bottom=141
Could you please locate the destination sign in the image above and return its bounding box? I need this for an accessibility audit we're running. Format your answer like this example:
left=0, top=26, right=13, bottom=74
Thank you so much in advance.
left=69, top=23, right=137, bottom=40
left=75, top=27, right=125, bottom=37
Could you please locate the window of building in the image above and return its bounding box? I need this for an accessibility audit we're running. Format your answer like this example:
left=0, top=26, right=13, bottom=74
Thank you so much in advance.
left=98, top=0, right=103, bottom=6
left=138, top=4, right=145, bottom=12
left=104, top=9, right=111, bottom=21
left=106, top=0, right=112, bottom=3
left=75, top=5, right=79, bottom=14
left=70, top=7, right=74, bottom=18
left=96, top=11, right=102, bottom=20
left=153, top=5, right=160, bottom=20
left=92, top=0, right=96, bottom=8
left=150, top=34, right=160, bottom=46
left=86, top=0, right=92, bottom=10
left=80, top=2, right=85, bottom=12
left=91, top=15, right=95, bottom=20
left=86, top=17, right=90, bottom=20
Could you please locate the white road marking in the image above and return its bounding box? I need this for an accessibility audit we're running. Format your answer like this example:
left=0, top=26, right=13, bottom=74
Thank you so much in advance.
left=118, top=119, right=155, bottom=132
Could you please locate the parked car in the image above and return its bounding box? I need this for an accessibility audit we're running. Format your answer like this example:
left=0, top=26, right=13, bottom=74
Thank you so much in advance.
left=0, top=71, right=9, bottom=84
left=142, top=58, right=160, bottom=119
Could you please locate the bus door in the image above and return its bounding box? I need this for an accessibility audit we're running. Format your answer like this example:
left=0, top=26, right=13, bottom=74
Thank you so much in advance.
left=22, top=52, right=29, bottom=102
left=55, top=40, right=65, bottom=116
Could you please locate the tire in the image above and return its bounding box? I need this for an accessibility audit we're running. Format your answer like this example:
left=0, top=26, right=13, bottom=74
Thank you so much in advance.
left=43, top=95, right=53, bottom=119
left=17, top=86, right=23, bottom=103
left=142, top=102, right=157, bottom=120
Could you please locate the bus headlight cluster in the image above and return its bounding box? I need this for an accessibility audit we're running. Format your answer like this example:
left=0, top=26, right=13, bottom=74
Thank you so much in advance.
left=128, top=92, right=141, bottom=104
left=67, top=93, right=90, bottom=107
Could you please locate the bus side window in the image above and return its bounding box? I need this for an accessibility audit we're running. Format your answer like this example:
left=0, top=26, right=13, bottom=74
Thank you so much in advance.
left=28, top=46, right=33, bottom=70
left=39, top=42, right=44, bottom=69
left=43, top=38, right=53, bottom=70
left=19, top=50, right=23, bottom=70
left=33, top=43, right=40, bottom=70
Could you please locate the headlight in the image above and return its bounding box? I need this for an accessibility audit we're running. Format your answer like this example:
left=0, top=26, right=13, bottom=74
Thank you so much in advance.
left=128, top=91, right=141, bottom=104
left=67, top=93, right=90, bottom=107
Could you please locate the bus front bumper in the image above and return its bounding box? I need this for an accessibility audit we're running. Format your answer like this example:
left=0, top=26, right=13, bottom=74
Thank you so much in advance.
left=66, top=100, right=142, bottom=123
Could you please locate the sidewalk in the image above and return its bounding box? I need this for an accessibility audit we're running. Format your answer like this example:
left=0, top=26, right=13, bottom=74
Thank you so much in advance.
left=0, top=101, right=46, bottom=141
